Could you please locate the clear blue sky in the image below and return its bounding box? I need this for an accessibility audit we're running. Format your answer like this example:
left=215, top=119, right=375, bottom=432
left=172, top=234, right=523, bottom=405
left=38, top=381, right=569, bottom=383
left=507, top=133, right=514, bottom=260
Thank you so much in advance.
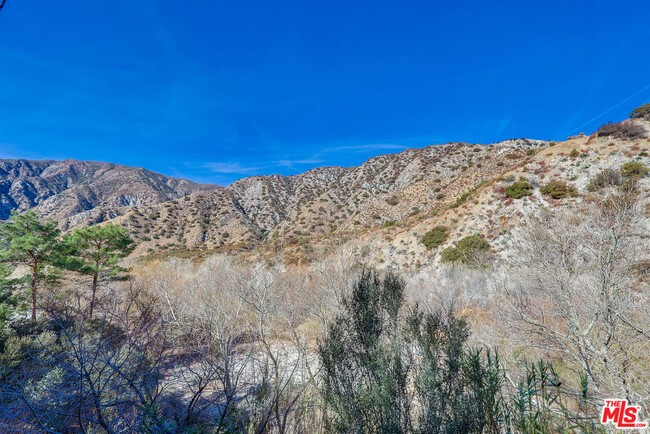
left=1, top=1, right=649, bottom=185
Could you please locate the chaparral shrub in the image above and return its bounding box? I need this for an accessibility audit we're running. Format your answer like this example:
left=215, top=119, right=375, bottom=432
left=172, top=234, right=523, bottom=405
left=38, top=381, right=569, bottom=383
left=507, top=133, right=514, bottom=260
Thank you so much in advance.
left=421, top=225, right=449, bottom=250
left=620, top=161, right=649, bottom=179
left=504, top=181, right=533, bottom=199
left=440, top=234, right=490, bottom=265
left=540, top=181, right=579, bottom=199
left=630, top=102, right=650, bottom=120
left=596, top=121, right=647, bottom=140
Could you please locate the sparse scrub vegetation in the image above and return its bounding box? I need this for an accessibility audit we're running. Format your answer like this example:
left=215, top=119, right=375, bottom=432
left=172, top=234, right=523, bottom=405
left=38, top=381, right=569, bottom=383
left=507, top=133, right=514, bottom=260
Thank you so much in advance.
left=450, top=191, right=472, bottom=208
left=0, top=136, right=648, bottom=432
left=587, top=168, right=622, bottom=191
left=450, top=181, right=488, bottom=209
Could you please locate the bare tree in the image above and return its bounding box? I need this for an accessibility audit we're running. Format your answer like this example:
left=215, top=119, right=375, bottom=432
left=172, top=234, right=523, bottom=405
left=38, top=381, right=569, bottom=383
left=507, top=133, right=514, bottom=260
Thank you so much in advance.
left=139, top=256, right=250, bottom=430
left=502, top=186, right=650, bottom=411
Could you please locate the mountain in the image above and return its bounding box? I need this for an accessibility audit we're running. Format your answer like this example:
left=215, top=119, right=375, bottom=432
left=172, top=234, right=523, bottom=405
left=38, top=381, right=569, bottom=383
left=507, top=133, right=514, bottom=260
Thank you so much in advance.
left=2, top=116, right=648, bottom=268
left=0, top=159, right=219, bottom=229
left=113, top=138, right=548, bottom=256
left=113, top=118, right=649, bottom=266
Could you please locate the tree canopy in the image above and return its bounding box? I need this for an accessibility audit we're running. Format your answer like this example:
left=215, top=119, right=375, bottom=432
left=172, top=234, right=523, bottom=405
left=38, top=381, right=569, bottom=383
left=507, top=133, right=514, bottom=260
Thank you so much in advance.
left=0, top=211, right=60, bottom=321
left=62, top=224, right=134, bottom=318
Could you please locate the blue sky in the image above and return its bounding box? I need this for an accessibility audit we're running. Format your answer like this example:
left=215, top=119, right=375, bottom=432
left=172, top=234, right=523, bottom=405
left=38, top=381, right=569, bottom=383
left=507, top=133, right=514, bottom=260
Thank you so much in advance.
left=1, top=1, right=649, bottom=185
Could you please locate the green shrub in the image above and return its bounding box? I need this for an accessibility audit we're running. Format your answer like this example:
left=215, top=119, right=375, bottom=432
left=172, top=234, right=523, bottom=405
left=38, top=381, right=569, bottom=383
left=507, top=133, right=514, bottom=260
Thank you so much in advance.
left=540, top=181, right=579, bottom=199
left=440, top=234, right=490, bottom=265
left=620, top=161, right=649, bottom=179
left=504, top=181, right=533, bottom=199
left=383, top=220, right=396, bottom=228
left=319, top=269, right=503, bottom=433
left=630, top=102, right=650, bottom=120
left=421, top=225, right=448, bottom=250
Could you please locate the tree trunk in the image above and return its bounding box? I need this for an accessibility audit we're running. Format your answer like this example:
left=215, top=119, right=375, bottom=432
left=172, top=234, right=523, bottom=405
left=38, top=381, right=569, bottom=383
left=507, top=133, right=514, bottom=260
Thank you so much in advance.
left=31, top=259, right=38, bottom=322
left=89, top=272, right=98, bottom=319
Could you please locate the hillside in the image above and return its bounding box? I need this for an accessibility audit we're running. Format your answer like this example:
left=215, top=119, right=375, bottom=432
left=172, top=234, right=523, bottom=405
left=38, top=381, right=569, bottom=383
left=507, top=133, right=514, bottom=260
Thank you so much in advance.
left=2, top=118, right=648, bottom=267
left=0, top=159, right=219, bottom=229
left=345, top=119, right=650, bottom=270
left=112, top=118, right=649, bottom=266
left=114, top=138, right=546, bottom=257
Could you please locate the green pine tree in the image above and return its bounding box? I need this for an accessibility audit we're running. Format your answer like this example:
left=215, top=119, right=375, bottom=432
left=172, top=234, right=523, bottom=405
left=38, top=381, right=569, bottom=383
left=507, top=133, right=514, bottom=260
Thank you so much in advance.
left=0, top=211, right=60, bottom=321
left=0, top=263, right=20, bottom=334
left=62, top=224, right=134, bottom=318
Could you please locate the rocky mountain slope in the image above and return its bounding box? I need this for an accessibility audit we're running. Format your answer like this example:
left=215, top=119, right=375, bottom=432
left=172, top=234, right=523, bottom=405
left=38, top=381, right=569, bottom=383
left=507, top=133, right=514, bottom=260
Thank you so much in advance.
left=0, top=159, right=218, bottom=229
left=113, top=117, right=649, bottom=267
left=3, top=115, right=648, bottom=269
left=114, top=138, right=547, bottom=257
left=345, top=120, right=650, bottom=270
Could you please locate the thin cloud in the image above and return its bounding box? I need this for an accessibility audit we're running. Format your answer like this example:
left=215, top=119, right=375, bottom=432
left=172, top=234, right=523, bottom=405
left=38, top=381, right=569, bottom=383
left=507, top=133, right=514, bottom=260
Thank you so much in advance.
left=202, top=161, right=263, bottom=174
left=274, top=158, right=325, bottom=167
left=202, top=158, right=325, bottom=174
left=323, top=144, right=408, bottom=153
left=0, top=143, right=62, bottom=161
left=199, top=139, right=435, bottom=179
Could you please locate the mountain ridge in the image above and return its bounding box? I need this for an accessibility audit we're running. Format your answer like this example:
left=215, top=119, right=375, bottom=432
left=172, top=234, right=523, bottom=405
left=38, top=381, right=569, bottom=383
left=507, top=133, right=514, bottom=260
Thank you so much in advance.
left=0, top=158, right=219, bottom=228
left=1, top=116, right=648, bottom=270
left=109, top=138, right=549, bottom=257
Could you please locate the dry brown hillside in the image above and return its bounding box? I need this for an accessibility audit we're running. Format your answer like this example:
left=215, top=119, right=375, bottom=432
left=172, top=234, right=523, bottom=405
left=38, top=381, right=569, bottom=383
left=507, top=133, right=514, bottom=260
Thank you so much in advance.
left=114, top=138, right=548, bottom=257
left=112, top=119, right=649, bottom=267
left=335, top=118, right=650, bottom=270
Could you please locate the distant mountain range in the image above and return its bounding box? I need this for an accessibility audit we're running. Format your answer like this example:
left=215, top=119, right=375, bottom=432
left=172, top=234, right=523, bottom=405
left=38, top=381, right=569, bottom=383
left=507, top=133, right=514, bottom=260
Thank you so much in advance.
left=0, top=159, right=218, bottom=229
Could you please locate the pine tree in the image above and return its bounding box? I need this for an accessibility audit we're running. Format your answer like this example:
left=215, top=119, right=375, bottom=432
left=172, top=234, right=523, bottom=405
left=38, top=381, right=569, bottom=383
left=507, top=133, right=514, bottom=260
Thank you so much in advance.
left=0, top=211, right=60, bottom=321
left=62, top=224, right=134, bottom=318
